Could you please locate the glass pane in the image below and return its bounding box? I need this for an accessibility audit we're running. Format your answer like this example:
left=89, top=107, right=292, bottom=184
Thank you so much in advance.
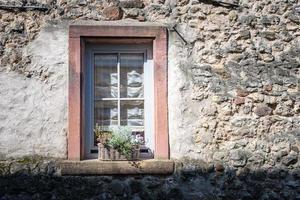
left=120, top=100, right=144, bottom=126
left=94, top=54, right=118, bottom=98
left=120, top=54, right=144, bottom=98
left=94, top=101, right=118, bottom=126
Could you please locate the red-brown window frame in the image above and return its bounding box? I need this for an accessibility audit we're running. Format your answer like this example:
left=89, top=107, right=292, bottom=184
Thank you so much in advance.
left=68, top=25, right=169, bottom=160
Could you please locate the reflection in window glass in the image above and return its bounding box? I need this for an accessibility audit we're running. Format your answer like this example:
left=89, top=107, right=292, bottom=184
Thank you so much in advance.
left=93, top=53, right=146, bottom=148
left=94, top=54, right=118, bottom=98
left=94, top=101, right=118, bottom=126
left=120, top=54, right=144, bottom=98
left=120, top=100, right=144, bottom=126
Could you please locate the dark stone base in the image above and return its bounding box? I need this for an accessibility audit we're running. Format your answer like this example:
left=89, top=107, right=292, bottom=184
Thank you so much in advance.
left=1, top=170, right=300, bottom=200
left=1, top=158, right=299, bottom=200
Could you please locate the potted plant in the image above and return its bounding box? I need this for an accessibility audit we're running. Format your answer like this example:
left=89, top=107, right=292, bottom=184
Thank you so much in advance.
left=131, top=133, right=144, bottom=160
left=95, top=125, right=143, bottom=161
left=94, top=124, right=112, bottom=160
left=94, top=124, right=111, bottom=144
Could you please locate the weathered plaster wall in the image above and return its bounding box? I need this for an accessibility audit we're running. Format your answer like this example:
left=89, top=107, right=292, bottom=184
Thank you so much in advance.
left=0, top=22, right=68, bottom=159
left=0, top=0, right=299, bottom=173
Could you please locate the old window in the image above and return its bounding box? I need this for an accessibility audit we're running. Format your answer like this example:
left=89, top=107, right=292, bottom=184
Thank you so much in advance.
left=85, top=43, right=154, bottom=159
left=68, top=24, right=169, bottom=161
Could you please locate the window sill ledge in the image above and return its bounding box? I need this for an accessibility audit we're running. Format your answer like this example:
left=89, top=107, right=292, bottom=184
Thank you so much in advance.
left=60, top=159, right=174, bottom=175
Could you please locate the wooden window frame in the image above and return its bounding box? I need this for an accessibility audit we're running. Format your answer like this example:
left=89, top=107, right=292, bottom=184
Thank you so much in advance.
left=68, top=25, right=169, bottom=160
left=84, top=44, right=154, bottom=159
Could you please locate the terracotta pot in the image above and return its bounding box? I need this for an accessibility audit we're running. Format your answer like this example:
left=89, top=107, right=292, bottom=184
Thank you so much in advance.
left=110, top=148, right=115, bottom=160
left=120, top=154, right=126, bottom=160
left=98, top=144, right=141, bottom=161
left=115, top=150, right=120, bottom=160
left=132, top=147, right=140, bottom=160
left=104, top=147, right=110, bottom=160
left=98, top=143, right=105, bottom=160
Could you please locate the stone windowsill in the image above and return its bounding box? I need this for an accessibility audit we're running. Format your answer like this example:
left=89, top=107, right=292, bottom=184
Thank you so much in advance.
left=60, top=159, right=174, bottom=175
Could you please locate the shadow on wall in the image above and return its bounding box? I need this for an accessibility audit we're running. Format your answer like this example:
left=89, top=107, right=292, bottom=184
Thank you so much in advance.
left=0, top=158, right=299, bottom=200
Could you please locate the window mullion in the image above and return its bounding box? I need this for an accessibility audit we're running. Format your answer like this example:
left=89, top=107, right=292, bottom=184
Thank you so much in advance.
left=117, top=53, right=121, bottom=126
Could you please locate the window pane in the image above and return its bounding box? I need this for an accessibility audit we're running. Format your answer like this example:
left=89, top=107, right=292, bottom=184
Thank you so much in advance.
left=120, top=54, right=144, bottom=98
left=120, top=100, right=144, bottom=126
left=94, top=54, right=118, bottom=98
left=94, top=101, right=118, bottom=126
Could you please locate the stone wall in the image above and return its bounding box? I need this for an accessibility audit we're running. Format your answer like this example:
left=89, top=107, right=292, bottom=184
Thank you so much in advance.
left=0, top=157, right=299, bottom=199
left=0, top=0, right=299, bottom=173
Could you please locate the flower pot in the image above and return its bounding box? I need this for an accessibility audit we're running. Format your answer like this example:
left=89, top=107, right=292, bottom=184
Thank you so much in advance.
left=97, top=143, right=111, bottom=160
left=109, top=148, right=115, bottom=160
left=132, top=147, right=140, bottom=160
left=119, top=154, right=126, bottom=160
left=98, top=143, right=105, bottom=160
left=98, top=143, right=141, bottom=161
left=115, top=150, right=120, bottom=160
